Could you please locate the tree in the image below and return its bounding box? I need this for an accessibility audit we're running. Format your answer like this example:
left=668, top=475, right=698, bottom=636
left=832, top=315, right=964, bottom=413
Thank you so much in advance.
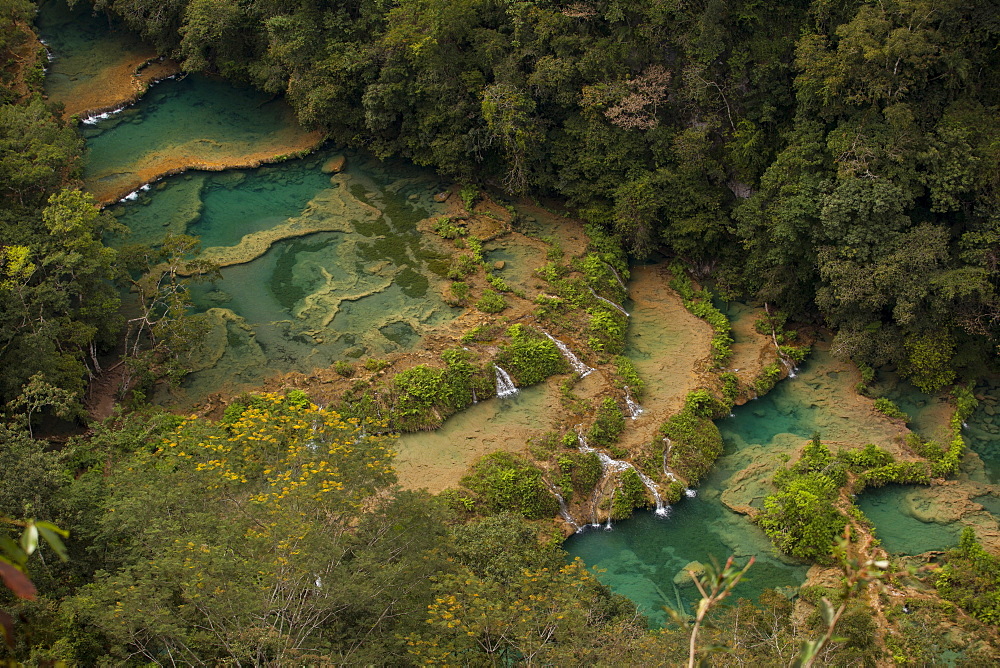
left=66, top=394, right=451, bottom=664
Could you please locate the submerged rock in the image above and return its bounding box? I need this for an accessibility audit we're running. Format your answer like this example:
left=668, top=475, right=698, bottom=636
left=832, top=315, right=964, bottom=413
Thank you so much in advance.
left=672, top=561, right=706, bottom=587
left=321, top=154, right=346, bottom=173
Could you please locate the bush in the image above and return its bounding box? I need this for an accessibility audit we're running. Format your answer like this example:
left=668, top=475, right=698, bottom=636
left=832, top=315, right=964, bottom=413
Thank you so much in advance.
left=757, top=472, right=847, bottom=564
left=613, top=355, right=643, bottom=397
left=587, top=397, right=625, bottom=448
left=449, top=281, right=470, bottom=304
left=874, top=397, right=909, bottom=421
left=433, top=217, right=467, bottom=239
left=495, top=324, right=567, bottom=386
left=611, top=468, right=649, bottom=519
left=333, top=360, right=355, bottom=377
left=754, top=362, right=783, bottom=395
left=364, top=358, right=390, bottom=372
left=659, top=408, right=724, bottom=484
left=447, top=255, right=479, bottom=279
left=460, top=452, right=559, bottom=519
left=475, top=289, right=507, bottom=314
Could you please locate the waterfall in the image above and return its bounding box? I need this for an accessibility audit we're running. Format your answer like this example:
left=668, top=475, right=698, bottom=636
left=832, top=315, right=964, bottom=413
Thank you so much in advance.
left=588, top=286, right=630, bottom=317
left=604, top=262, right=627, bottom=291
left=494, top=365, right=518, bottom=398
left=544, top=480, right=580, bottom=531
left=662, top=439, right=678, bottom=482
left=635, top=469, right=670, bottom=517
left=780, top=357, right=797, bottom=378
left=624, top=386, right=644, bottom=419
left=471, top=386, right=477, bottom=405
left=685, top=488, right=698, bottom=498
left=544, top=332, right=594, bottom=377
left=604, top=489, right=616, bottom=530
left=576, top=428, right=669, bottom=518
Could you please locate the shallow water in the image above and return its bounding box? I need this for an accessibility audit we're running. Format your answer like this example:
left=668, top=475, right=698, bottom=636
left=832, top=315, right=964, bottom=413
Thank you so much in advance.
left=563, top=346, right=930, bottom=626
left=37, top=0, right=156, bottom=117
left=856, top=486, right=961, bottom=555
left=81, top=73, right=319, bottom=202
left=108, top=148, right=457, bottom=402
left=966, top=378, right=1000, bottom=483
left=395, top=384, right=563, bottom=494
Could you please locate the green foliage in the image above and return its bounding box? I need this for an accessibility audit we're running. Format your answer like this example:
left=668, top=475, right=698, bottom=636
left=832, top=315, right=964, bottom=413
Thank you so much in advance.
left=553, top=451, right=602, bottom=503
left=759, top=437, right=848, bottom=564
left=460, top=452, right=559, bottom=519
left=669, top=265, right=733, bottom=368
left=586, top=307, right=627, bottom=355
left=467, top=236, right=485, bottom=264
left=460, top=322, right=502, bottom=343
left=612, top=355, right=643, bottom=397
left=495, top=324, right=567, bottom=387
left=754, top=362, right=783, bottom=396
left=586, top=396, right=625, bottom=448
left=935, top=527, right=1000, bottom=625
left=610, top=468, right=648, bottom=519
left=902, top=330, right=956, bottom=393
left=873, top=397, right=909, bottom=421
left=475, top=288, right=507, bottom=314
left=720, top=372, right=741, bottom=402
left=659, top=405, right=724, bottom=485
left=363, top=358, right=390, bottom=373
left=448, top=280, right=469, bottom=304
left=432, top=216, right=467, bottom=239
left=333, top=360, right=355, bottom=377
left=447, top=254, right=479, bottom=279
left=485, top=272, right=511, bottom=293
left=459, top=184, right=479, bottom=211
left=758, top=471, right=847, bottom=564
left=683, top=388, right=730, bottom=419
left=839, top=443, right=894, bottom=473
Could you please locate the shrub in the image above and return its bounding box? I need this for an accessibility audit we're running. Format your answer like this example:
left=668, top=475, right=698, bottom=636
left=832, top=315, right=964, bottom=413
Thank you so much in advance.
left=447, top=255, right=479, bottom=279
left=659, top=409, right=724, bottom=484
left=485, top=272, right=511, bottom=293
left=495, top=324, right=567, bottom=386
left=333, top=360, right=355, bottom=377
left=364, top=358, right=390, bottom=372
left=720, top=372, right=741, bottom=402
left=611, top=468, right=649, bottom=519
left=757, top=472, right=847, bottom=564
left=613, top=355, right=643, bottom=397
left=475, top=289, right=507, bottom=314
left=587, top=397, right=625, bottom=448
left=459, top=184, right=479, bottom=210
left=874, top=397, right=909, bottom=421
left=754, top=362, right=783, bottom=395
left=449, top=281, right=470, bottom=304
left=460, top=452, right=559, bottom=519
left=433, top=217, right=467, bottom=239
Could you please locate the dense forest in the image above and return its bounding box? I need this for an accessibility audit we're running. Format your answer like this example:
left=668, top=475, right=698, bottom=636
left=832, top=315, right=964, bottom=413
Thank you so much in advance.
left=2, top=0, right=1000, bottom=664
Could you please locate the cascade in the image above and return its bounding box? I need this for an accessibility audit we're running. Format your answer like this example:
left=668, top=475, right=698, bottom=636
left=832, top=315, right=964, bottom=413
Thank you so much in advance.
left=604, top=488, right=615, bottom=530
left=576, top=428, right=668, bottom=518
left=494, top=365, right=519, bottom=398
left=780, top=356, right=797, bottom=378
left=685, top=489, right=698, bottom=498
left=588, top=287, right=630, bottom=317
left=662, top=439, right=678, bottom=482
left=624, top=385, right=644, bottom=419
left=544, top=479, right=581, bottom=531
left=471, top=386, right=477, bottom=405
left=544, top=332, right=594, bottom=377
left=603, top=262, right=627, bottom=291
left=635, top=469, right=670, bottom=517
